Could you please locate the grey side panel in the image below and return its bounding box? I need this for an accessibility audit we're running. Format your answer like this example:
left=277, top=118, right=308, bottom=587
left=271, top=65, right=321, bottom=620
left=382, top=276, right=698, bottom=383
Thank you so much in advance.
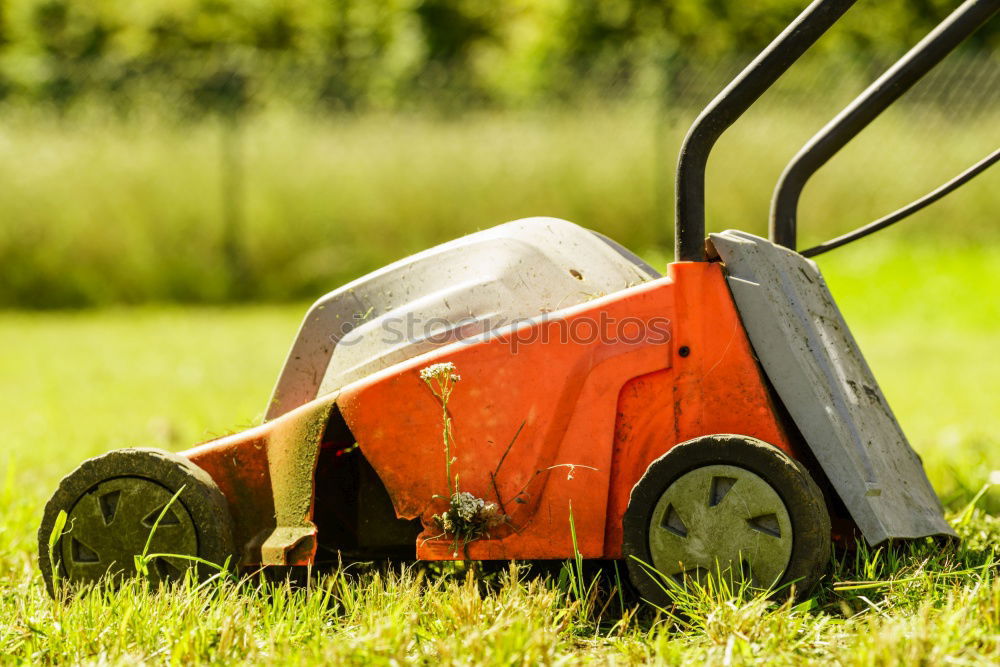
left=266, top=217, right=658, bottom=420
left=710, top=230, right=954, bottom=545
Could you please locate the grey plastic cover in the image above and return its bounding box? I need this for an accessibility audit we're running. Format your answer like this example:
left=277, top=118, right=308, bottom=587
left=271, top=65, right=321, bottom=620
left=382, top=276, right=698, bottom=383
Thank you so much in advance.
left=266, top=217, right=659, bottom=420
left=710, top=230, right=954, bottom=545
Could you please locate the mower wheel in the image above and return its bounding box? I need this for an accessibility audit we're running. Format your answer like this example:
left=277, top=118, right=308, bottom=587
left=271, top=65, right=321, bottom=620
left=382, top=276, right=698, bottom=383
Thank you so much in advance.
left=622, top=435, right=830, bottom=605
left=38, top=448, right=234, bottom=596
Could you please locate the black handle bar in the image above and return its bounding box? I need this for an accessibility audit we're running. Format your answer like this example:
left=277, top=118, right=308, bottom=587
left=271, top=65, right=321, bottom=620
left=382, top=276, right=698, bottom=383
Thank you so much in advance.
left=770, top=0, right=999, bottom=251
left=673, top=0, right=999, bottom=262
left=673, top=0, right=856, bottom=261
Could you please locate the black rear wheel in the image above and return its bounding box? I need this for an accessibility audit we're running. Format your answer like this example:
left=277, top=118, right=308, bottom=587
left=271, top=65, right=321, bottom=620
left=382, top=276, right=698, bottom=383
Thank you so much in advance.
left=38, top=448, right=234, bottom=596
left=622, top=435, right=830, bottom=606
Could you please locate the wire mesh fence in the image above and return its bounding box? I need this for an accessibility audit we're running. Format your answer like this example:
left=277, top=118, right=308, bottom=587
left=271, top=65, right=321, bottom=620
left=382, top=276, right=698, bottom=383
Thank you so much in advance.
left=3, top=49, right=997, bottom=117
left=0, top=50, right=997, bottom=307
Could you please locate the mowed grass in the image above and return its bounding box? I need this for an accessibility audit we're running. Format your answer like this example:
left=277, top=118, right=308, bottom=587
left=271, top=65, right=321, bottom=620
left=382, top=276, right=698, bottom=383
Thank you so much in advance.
left=0, top=241, right=997, bottom=664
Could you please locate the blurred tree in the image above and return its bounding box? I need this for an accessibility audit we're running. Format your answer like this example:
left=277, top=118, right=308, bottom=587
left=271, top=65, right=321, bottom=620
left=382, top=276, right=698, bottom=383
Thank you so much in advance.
left=0, top=0, right=993, bottom=111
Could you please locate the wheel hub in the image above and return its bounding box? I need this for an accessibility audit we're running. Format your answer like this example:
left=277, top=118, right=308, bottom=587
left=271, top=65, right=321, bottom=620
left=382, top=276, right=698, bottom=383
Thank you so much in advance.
left=648, top=464, right=793, bottom=588
left=60, top=476, right=198, bottom=586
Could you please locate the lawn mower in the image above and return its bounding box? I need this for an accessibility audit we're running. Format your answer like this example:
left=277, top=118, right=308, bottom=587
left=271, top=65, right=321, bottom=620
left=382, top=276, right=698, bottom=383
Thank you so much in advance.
left=39, top=0, right=999, bottom=604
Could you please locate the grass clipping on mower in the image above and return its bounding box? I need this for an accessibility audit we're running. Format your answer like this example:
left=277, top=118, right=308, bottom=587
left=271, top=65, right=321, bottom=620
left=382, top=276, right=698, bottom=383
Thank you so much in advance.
left=420, top=362, right=506, bottom=556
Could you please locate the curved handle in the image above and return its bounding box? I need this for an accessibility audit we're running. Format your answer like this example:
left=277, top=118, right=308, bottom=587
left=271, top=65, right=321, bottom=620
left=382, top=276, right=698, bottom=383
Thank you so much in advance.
left=673, top=0, right=857, bottom=262
left=769, top=0, right=999, bottom=250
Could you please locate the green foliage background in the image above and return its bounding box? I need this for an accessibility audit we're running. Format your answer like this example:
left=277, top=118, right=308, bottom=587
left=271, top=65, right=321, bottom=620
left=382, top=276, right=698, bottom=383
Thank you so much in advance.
left=0, top=1, right=996, bottom=308
left=0, top=0, right=996, bottom=111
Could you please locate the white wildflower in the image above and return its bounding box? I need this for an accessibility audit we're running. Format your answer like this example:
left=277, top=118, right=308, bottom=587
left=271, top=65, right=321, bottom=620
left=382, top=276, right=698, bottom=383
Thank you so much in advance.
left=420, top=362, right=457, bottom=381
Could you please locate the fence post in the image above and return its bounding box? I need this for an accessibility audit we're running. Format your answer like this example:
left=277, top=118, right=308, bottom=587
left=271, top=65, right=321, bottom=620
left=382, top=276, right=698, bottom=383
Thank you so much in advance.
left=220, top=114, right=248, bottom=300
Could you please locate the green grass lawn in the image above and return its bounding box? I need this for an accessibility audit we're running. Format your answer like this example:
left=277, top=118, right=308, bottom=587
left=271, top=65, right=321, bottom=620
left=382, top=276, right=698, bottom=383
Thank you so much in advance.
left=0, top=242, right=997, bottom=664
left=2, top=104, right=997, bottom=308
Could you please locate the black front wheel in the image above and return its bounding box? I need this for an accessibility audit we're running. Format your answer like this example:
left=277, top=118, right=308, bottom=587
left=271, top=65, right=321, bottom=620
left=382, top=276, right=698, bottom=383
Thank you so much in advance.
left=622, top=435, right=831, bottom=606
left=38, top=448, right=234, bottom=596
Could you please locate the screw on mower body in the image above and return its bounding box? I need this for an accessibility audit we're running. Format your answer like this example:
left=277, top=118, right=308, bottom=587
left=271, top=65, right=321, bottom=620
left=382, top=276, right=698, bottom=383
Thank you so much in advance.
left=40, top=0, right=995, bottom=600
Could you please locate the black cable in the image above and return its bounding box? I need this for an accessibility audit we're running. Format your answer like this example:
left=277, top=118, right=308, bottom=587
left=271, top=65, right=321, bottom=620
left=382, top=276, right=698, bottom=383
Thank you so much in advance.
left=801, top=147, right=1000, bottom=257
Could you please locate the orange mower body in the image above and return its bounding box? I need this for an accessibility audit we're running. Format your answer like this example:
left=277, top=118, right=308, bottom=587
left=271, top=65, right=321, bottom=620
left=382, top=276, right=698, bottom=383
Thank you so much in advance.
left=183, top=260, right=801, bottom=566
left=38, top=221, right=956, bottom=603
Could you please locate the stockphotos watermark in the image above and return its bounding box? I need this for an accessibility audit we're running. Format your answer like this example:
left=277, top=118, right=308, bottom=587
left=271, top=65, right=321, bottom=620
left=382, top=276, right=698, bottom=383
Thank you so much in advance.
left=332, top=311, right=671, bottom=352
